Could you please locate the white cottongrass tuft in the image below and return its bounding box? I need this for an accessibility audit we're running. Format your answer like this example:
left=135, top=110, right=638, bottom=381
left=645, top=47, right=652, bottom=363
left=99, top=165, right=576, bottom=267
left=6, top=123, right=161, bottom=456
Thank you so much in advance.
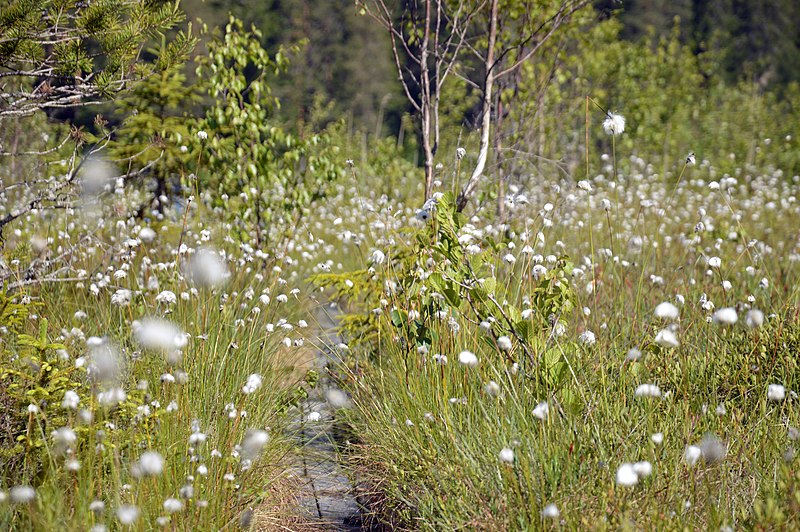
left=533, top=401, right=549, bottom=421
left=138, top=227, right=156, bottom=243
left=768, top=384, right=786, bottom=401
left=712, top=307, right=738, bottom=325
left=458, top=350, right=479, bottom=367
left=242, top=373, right=263, bottom=394
left=651, top=432, right=664, bottom=444
left=707, top=256, right=722, bottom=268
left=541, top=503, right=560, bottom=519
left=186, top=249, right=229, bottom=287
left=155, top=290, right=177, bottom=305
left=80, top=157, right=116, bottom=196
left=699, top=434, right=727, bottom=463
left=497, top=336, right=512, bottom=352
left=87, top=339, right=122, bottom=383
left=684, top=445, right=702, bottom=466
left=654, top=302, right=680, bottom=320
left=61, top=390, right=80, bottom=410
left=370, top=249, right=386, bottom=265
left=9, top=485, right=36, bottom=504
left=603, top=113, right=626, bottom=135
left=579, top=330, right=596, bottom=345
left=110, top=289, right=132, bottom=307
left=615, top=463, right=638, bottom=486
left=163, top=498, right=184, bottom=513
left=136, top=451, right=164, bottom=477
left=484, top=381, right=501, bottom=397
left=498, top=447, right=515, bottom=464
left=116, top=504, right=140, bottom=525
left=626, top=348, right=642, bottom=361
left=51, top=427, right=77, bottom=454
left=634, top=383, right=662, bottom=398
left=745, top=309, right=764, bottom=329
left=654, top=329, right=679, bottom=348
left=241, top=430, right=270, bottom=459
left=326, top=388, right=351, bottom=409
left=632, top=461, right=653, bottom=478
left=133, top=318, right=186, bottom=353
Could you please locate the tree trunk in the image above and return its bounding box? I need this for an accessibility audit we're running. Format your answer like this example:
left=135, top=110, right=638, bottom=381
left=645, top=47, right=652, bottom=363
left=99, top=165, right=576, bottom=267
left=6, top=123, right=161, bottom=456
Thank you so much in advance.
left=457, top=0, right=498, bottom=212
left=421, top=0, right=435, bottom=200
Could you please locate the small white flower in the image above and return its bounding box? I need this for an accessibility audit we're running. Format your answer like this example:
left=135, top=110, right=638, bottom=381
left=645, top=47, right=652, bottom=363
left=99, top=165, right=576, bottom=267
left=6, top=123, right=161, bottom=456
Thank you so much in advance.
left=456, top=147, right=467, bottom=160
left=707, top=256, right=722, bottom=268
left=651, top=432, right=664, bottom=444
left=196, top=130, right=208, bottom=140
left=307, top=411, right=322, bottom=422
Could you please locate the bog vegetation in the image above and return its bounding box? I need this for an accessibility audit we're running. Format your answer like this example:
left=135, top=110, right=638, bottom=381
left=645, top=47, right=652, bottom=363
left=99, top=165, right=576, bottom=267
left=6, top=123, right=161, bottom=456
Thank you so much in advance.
left=1, top=0, right=799, bottom=529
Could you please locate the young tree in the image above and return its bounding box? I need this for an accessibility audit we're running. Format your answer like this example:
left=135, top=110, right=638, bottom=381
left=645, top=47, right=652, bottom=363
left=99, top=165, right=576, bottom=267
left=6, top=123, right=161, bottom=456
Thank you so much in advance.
left=457, top=0, right=592, bottom=213
left=0, top=0, right=194, bottom=281
left=358, top=0, right=483, bottom=200
left=357, top=0, right=590, bottom=209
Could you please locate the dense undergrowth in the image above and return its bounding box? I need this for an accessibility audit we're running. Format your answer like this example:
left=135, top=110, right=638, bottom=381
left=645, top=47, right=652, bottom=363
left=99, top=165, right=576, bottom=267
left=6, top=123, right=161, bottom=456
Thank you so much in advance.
left=315, top=151, right=800, bottom=529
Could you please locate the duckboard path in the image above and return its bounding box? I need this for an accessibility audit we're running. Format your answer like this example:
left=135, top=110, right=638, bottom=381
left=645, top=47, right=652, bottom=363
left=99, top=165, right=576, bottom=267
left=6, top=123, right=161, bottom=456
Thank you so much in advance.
left=287, top=303, right=366, bottom=530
